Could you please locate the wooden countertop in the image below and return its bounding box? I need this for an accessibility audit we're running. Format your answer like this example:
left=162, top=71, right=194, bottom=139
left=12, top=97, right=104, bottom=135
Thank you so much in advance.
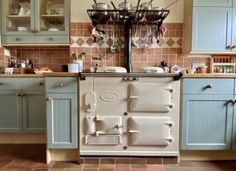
left=42, top=72, right=78, bottom=77
left=183, top=73, right=236, bottom=78
left=0, top=74, right=44, bottom=78
left=0, top=72, right=78, bottom=77
left=1, top=72, right=236, bottom=78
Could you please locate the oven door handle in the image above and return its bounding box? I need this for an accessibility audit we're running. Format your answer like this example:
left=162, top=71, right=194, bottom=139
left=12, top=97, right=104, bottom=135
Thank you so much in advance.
left=164, top=121, right=174, bottom=127
left=95, top=130, right=106, bottom=136
left=165, top=103, right=174, bottom=108
left=129, top=130, right=140, bottom=133
left=129, top=96, right=140, bottom=100
left=164, top=87, right=175, bottom=93
left=164, top=137, right=174, bottom=144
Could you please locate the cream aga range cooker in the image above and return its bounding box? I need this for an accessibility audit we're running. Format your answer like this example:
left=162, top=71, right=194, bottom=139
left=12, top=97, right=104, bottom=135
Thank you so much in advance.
left=79, top=73, right=181, bottom=157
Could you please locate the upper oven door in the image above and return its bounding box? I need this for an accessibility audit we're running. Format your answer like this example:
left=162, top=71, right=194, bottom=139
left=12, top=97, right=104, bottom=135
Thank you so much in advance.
left=129, top=83, right=174, bottom=112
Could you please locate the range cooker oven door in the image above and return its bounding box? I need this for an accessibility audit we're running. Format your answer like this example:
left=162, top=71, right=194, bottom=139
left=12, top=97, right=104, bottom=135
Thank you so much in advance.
left=129, top=83, right=174, bottom=112
left=128, top=117, right=174, bottom=146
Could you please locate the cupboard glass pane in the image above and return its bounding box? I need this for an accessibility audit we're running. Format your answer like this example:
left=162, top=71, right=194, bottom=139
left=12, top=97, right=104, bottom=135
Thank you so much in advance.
left=39, top=0, right=65, bottom=32
left=5, top=0, right=32, bottom=32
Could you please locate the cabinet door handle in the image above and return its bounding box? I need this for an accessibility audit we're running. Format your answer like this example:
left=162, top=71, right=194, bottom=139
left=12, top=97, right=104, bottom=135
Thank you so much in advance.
left=227, top=99, right=236, bottom=105
left=0, top=82, right=4, bottom=86
left=58, top=82, right=64, bottom=87
left=16, top=92, right=21, bottom=96
left=46, top=97, right=52, bottom=101
left=203, top=84, right=213, bottom=89
left=231, top=45, right=236, bottom=49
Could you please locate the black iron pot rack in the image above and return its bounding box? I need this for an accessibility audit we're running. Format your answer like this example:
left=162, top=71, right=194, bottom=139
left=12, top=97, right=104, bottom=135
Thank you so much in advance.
left=87, top=9, right=170, bottom=73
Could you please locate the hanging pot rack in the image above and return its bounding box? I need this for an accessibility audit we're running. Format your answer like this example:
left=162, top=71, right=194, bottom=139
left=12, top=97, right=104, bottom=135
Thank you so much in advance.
left=87, top=9, right=170, bottom=73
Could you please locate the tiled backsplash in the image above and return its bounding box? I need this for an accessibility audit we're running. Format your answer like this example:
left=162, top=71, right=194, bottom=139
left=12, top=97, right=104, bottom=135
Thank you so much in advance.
left=0, top=22, right=210, bottom=71
left=0, top=47, right=4, bottom=67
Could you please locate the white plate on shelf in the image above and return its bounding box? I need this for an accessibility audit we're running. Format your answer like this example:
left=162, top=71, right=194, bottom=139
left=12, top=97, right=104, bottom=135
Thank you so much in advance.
left=34, top=71, right=52, bottom=74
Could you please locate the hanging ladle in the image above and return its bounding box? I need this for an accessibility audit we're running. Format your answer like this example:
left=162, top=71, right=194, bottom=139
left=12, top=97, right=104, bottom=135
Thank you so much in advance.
left=111, top=25, right=117, bottom=53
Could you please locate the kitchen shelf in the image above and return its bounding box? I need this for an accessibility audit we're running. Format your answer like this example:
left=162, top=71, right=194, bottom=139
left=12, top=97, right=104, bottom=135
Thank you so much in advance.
left=210, top=56, right=236, bottom=74
left=87, top=9, right=169, bottom=25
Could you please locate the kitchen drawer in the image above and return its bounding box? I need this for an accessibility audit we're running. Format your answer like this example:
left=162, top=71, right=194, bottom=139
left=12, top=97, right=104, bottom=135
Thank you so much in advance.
left=0, top=78, right=21, bottom=90
left=35, top=35, right=69, bottom=44
left=20, top=78, right=45, bottom=94
left=183, top=78, right=234, bottom=95
left=46, top=77, right=77, bottom=93
left=1, top=36, right=35, bottom=44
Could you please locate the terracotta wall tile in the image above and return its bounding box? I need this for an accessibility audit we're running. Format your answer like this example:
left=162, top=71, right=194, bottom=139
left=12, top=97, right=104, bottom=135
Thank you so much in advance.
left=0, top=23, right=211, bottom=72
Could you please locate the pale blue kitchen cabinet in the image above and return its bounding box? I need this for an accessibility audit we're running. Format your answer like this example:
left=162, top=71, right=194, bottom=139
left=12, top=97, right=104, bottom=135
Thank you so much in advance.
left=0, top=78, right=46, bottom=133
left=232, top=8, right=236, bottom=52
left=0, top=92, right=22, bottom=132
left=192, top=7, right=232, bottom=52
left=181, top=78, right=235, bottom=150
left=193, top=0, right=232, bottom=7
left=46, top=77, right=78, bottom=149
left=0, top=0, right=70, bottom=45
left=182, top=95, right=233, bottom=150
left=183, top=1, right=236, bottom=54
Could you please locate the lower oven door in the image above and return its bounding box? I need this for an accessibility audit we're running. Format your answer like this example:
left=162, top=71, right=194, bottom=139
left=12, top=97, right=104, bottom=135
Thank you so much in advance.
left=129, top=83, right=174, bottom=112
left=84, top=116, right=123, bottom=145
left=128, top=117, right=174, bottom=146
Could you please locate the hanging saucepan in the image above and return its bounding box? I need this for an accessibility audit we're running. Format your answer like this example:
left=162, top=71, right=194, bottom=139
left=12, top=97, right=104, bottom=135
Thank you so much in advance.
left=139, top=0, right=153, bottom=10
left=92, top=3, right=111, bottom=10
left=92, top=0, right=111, bottom=10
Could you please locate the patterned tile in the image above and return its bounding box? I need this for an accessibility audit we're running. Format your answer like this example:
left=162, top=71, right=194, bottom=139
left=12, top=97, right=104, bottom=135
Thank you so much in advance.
left=0, top=22, right=212, bottom=71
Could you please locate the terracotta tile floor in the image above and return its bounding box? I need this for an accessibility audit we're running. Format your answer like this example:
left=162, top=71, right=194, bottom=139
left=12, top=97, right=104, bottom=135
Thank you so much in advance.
left=1, top=145, right=236, bottom=171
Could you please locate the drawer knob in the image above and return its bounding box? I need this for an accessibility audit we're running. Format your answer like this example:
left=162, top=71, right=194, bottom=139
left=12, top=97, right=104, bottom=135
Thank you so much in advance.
left=58, top=82, right=64, bottom=87
left=0, top=82, right=3, bottom=86
left=16, top=92, right=21, bottom=96
left=48, top=37, right=53, bottom=41
left=38, top=82, right=44, bottom=86
left=15, top=37, right=21, bottom=41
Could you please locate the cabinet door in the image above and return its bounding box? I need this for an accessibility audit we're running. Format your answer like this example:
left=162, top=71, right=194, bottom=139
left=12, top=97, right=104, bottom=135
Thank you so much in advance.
left=192, top=7, right=232, bottom=52
left=0, top=92, right=22, bottom=132
left=232, top=8, right=236, bottom=51
left=47, top=94, right=77, bottom=148
left=232, top=97, right=236, bottom=149
left=1, top=0, right=35, bottom=36
left=181, top=95, right=233, bottom=150
left=193, top=0, right=232, bottom=7
left=22, top=94, right=46, bottom=132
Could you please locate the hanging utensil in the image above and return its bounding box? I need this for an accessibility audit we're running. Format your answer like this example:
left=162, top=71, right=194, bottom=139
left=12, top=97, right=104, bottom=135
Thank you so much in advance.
left=110, top=1, right=116, bottom=9
left=93, top=0, right=97, bottom=5
left=136, top=0, right=141, bottom=10
left=110, top=25, right=120, bottom=53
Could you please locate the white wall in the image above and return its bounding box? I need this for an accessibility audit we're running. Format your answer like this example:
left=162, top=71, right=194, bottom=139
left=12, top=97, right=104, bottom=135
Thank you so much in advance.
left=71, top=0, right=184, bottom=23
